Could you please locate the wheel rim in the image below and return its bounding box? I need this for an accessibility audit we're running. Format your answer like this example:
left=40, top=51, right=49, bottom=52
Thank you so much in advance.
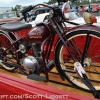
left=0, top=33, right=16, bottom=70
left=59, top=34, right=100, bottom=90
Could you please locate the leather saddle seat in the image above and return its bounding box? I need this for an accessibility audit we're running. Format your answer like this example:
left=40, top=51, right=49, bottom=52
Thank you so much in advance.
left=0, top=21, right=32, bottom=32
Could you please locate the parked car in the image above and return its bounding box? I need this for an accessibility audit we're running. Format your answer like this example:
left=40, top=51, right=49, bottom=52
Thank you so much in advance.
left=97, top=5, right=100, bottom=13
left=78, top=5, right=85, bottom=12
left=0, top=11, right=19, bottom=23
left=84, top=6, right=89, bottom=12
left=71, top=6, right=84, bottom=13
left=71, top=6, right=77, bottom=11
left=92, top=4, right=99, bottom=13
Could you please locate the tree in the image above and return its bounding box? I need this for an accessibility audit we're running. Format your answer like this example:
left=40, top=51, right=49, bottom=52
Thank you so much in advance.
left=70, top=0, right=80, bottom=5
left=46, top=0, right=56, bottom=4
left=23, top=6, right=27, bottom=9
left=15, top=5, right=22, bottom=11
left=71, top=0, right=77, bottom=2
left=91, top=0, right=97, bottom=3
left=12, top=7, right=17, bottom=11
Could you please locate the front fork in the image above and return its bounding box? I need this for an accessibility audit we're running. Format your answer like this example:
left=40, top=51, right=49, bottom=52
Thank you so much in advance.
left=51, top=18, right=100, bottom=98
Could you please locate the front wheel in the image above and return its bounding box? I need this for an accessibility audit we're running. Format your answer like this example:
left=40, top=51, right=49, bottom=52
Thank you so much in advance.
left=55, top=30, right=100, bottom=91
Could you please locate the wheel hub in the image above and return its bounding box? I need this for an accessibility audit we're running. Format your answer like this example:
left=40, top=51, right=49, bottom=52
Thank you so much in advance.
left=83, top=58, right=92, bottom=67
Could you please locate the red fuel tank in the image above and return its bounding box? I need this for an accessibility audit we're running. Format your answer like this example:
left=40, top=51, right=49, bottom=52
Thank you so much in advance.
left=22, top=24, right=51, bottom=42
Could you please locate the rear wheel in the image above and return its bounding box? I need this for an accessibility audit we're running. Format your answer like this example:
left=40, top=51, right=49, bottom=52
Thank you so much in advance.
left=55, top=30, right=100, bottom=91
left=0, top=32, right=17, bottom=71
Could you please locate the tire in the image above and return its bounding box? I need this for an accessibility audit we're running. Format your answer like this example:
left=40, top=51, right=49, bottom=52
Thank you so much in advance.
left=55, top=30, right=100, bottom=91
left=0, top=32, right=17, bottom=71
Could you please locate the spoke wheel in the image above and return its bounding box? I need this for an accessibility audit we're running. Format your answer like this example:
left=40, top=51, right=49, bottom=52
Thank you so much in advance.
left=55, top=30, right=100, bottom=91
left=0, top=33, right=17, bottom=71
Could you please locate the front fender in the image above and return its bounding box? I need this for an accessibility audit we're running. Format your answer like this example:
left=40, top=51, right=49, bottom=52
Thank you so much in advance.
left=54, top=24, right=100, bottom=60
left=55, top=24, right=100, bottom=49
left=54, top=24, right=100, bottom=54
left=66, top=24, right=100, bottom=35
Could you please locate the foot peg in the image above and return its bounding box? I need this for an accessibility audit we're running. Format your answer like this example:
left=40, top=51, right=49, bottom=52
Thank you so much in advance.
left=27, top=74, right=46, bottom=81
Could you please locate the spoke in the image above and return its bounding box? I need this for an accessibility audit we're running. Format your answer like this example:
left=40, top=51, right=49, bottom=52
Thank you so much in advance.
left=70, top=39, right=82, bottom=56
left=67, top=39, right=82, bottom=60
left=91, top=40, right=100, bottom=59
left=59, top=33, right=100, bottom=90
left=89, top=37, right=97, bottom=50
left=91, top=54, right=100, bottom=59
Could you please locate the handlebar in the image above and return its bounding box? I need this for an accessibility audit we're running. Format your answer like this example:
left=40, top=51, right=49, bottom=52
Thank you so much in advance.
left=20, top=5, right=33, bottom=15
left=20, top=3, right=54, bottom=22
left=20, top=4, right=54, bottom=15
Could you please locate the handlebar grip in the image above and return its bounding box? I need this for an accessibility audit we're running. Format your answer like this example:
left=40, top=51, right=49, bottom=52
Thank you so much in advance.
left=21, top=5, right=33, bottom=15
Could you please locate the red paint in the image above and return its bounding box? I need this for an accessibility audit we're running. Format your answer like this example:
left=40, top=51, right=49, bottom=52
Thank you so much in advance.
left=22, top=24, right=50, bottom=42
left=14, top=28, right=31, bottom=38
left=13, top=24, right=100, bottom=60
left=0, top=72, right=96, bottom=100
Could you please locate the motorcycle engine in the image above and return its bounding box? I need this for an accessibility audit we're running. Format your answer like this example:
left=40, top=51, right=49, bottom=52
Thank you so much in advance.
left=19, top=42, right=43, bottom=74
left=20, top=56, right=40, bottom=74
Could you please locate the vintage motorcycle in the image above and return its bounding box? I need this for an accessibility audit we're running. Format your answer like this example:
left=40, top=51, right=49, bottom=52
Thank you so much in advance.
left=0, top=0, right=100, bottom=98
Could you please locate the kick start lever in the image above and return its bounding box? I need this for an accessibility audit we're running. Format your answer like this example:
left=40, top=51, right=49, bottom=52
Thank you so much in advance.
left=74, top=62, right=100, bottom=99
